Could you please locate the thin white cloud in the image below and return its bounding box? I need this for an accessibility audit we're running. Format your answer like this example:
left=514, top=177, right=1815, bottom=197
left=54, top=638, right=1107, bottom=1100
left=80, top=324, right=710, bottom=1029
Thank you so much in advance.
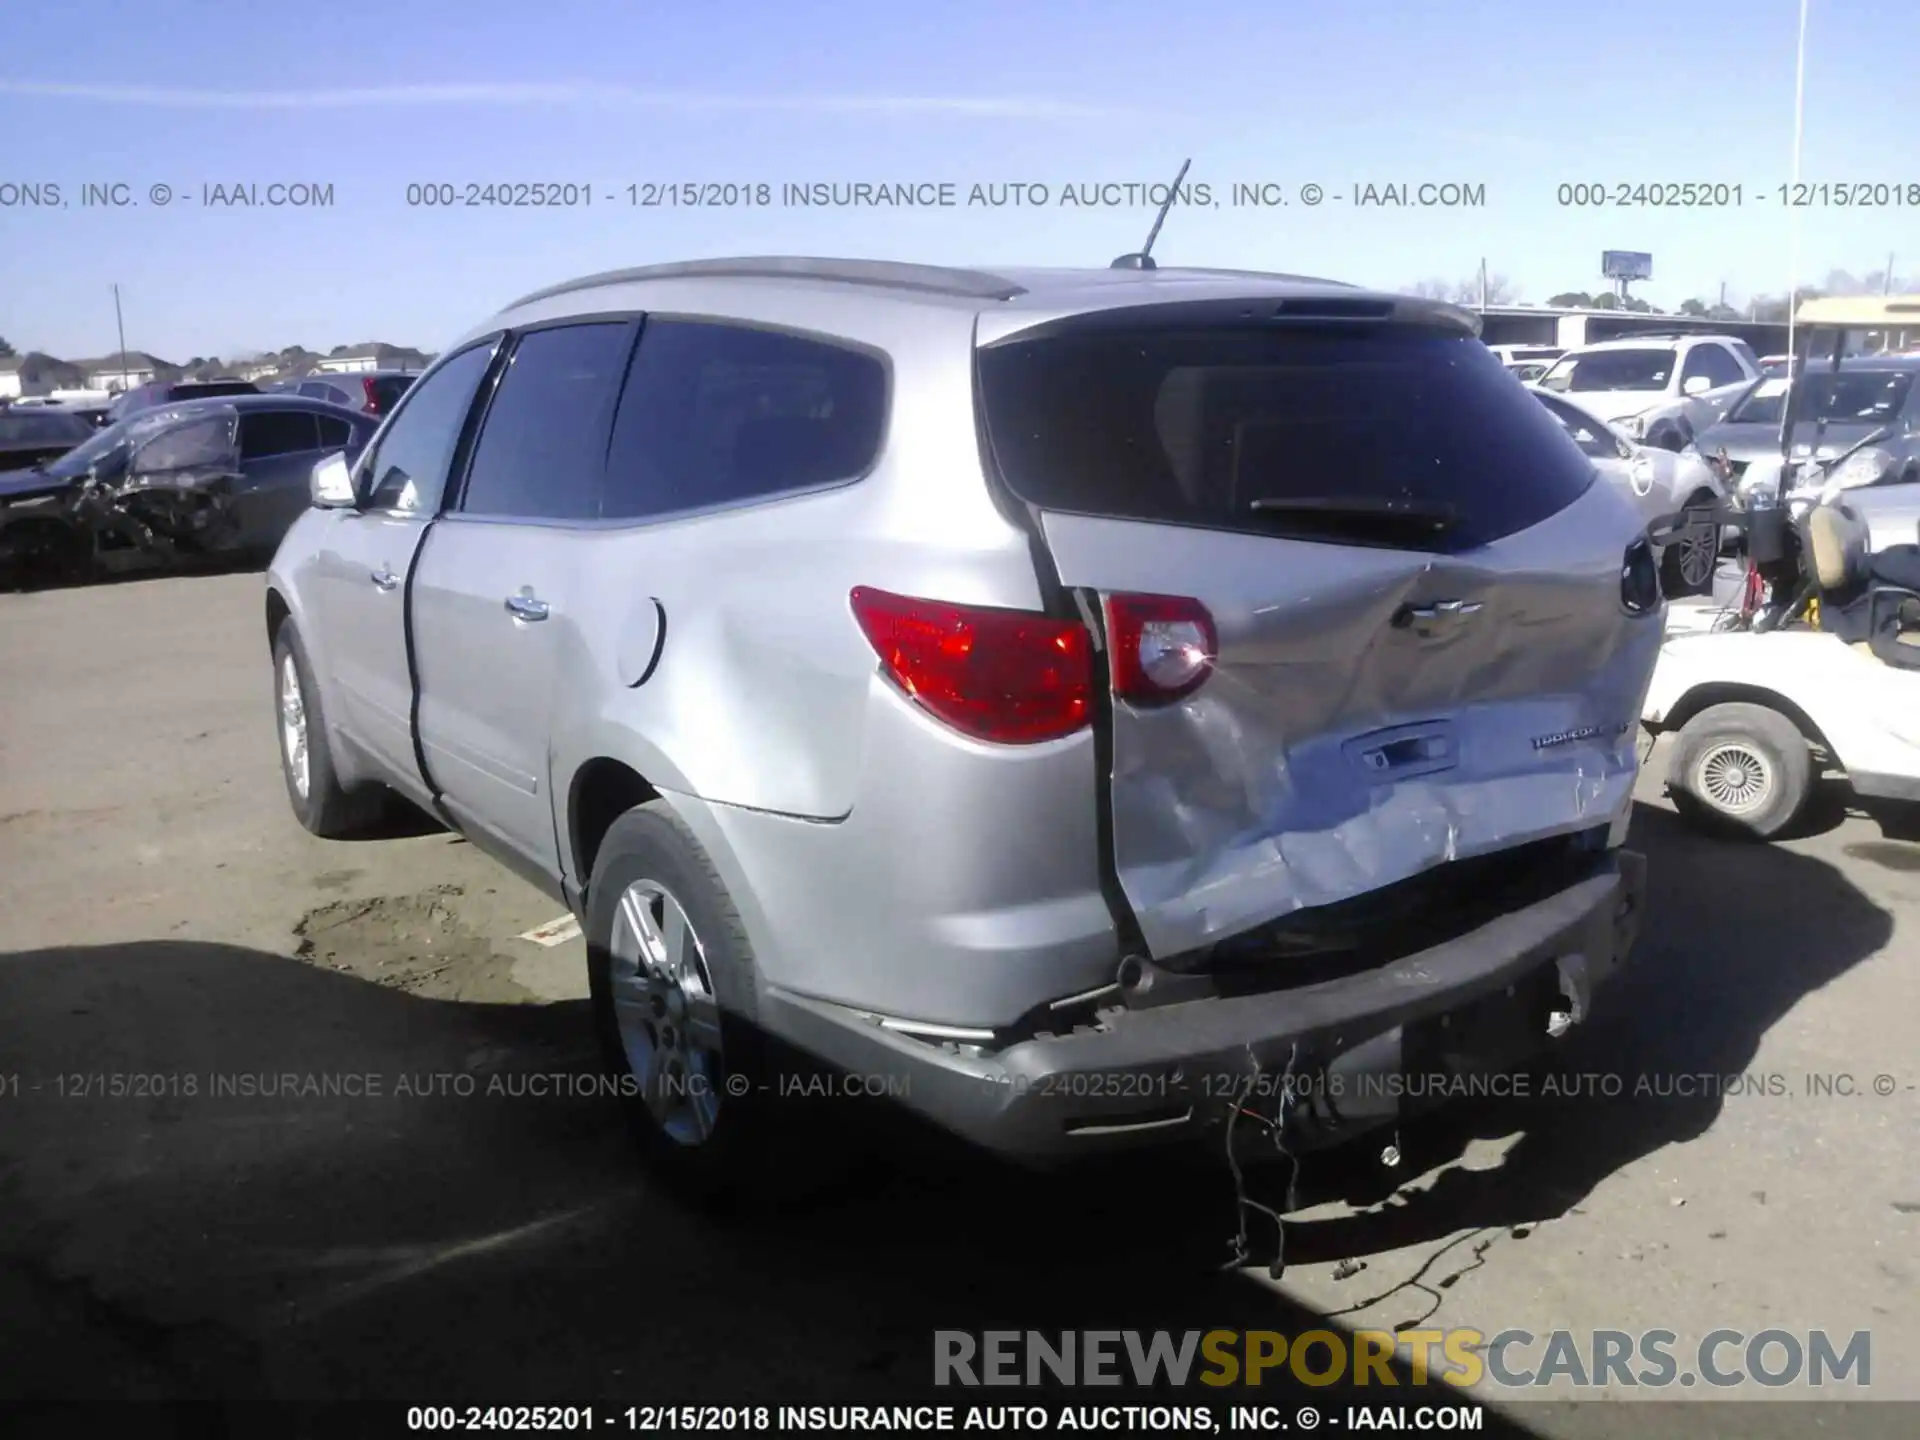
left=0, top=79, right=1137, bottom=119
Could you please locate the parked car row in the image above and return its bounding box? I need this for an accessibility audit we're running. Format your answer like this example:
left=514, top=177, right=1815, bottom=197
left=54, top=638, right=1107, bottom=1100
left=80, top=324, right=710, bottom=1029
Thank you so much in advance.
left=0, top=393, right=376, bottom=588
left=268, top=369, right=418, bottom=417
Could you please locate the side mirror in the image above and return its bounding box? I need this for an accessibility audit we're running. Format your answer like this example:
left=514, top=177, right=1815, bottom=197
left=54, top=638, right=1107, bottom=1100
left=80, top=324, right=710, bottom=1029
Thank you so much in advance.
left=1682, top=375, right=1712, bottom=396
left=310, top=451, right=357, bottom=508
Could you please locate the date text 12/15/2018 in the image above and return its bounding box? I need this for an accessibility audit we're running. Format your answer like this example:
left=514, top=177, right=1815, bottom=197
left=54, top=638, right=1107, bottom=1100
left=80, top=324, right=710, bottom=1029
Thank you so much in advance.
left=1556, top=181, right=1920, bottom=208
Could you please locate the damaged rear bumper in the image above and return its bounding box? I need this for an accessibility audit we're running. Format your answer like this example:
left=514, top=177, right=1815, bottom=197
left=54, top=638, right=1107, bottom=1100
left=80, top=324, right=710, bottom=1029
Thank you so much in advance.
left=760, top=849, right=1645, bottom=1162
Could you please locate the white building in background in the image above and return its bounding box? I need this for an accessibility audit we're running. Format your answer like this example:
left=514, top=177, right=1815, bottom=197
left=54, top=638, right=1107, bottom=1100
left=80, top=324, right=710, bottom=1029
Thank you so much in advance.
left=80, top=352, right=171, bottom=393
left=0, top=352, right=85, bottom=398
left=312, top=343, right=433, bottom=374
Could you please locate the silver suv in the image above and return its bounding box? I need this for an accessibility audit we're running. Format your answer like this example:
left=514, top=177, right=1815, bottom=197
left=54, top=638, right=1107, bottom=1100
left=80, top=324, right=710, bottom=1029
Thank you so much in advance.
left=265, top=257, right=1657, bottom=1200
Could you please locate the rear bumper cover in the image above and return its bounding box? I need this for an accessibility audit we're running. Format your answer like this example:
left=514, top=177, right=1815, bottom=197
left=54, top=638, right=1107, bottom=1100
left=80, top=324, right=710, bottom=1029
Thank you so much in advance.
left=761, top=849, right=1646, bottom=1161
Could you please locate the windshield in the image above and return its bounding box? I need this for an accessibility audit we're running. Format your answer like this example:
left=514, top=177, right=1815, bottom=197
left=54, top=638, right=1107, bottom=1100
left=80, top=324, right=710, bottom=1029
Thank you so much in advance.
left=978, top=323, right=1596, bottom=553
left=1727, top=371, right=1914, bottom=427
left=39, top=405, right=197, bottom=480
left=1539, top=347, right=1678, bottom=393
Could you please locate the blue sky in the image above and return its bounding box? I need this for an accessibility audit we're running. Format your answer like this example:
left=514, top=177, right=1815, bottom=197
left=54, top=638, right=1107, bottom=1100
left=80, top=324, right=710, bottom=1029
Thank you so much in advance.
left=1, top=0, right=1912, bottom=361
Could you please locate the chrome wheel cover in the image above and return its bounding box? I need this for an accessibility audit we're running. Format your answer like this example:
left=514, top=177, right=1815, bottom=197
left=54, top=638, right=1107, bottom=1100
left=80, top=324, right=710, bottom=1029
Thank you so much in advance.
left=607, top=879, right=725, bottom=1146
left=1695, top=741, right=1773, bottom=815
left=279, top=652, right=310, bottom=801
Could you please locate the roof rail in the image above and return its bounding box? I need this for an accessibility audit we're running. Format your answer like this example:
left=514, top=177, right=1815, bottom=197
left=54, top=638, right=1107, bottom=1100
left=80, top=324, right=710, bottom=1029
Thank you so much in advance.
left=504, top=256, right=1029, bottom=311
left=1155, top=266, right=1359, bottom=288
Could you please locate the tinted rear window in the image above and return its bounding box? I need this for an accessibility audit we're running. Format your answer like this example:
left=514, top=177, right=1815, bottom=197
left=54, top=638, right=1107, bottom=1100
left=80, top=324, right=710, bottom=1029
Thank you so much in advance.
left=977, top=325, right=1597, bottom=551
left=171, top=381, right=259, bottom=399
left=369, top=375, right=414, bottom=410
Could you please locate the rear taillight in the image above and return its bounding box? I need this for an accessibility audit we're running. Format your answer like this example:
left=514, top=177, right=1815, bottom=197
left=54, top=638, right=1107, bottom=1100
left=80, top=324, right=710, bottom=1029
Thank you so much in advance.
left=849, top=586, right=1093, bottom=744
left=1104, top=594, right=1217, bottom=706
left=362, top=376, right=381, bottom=414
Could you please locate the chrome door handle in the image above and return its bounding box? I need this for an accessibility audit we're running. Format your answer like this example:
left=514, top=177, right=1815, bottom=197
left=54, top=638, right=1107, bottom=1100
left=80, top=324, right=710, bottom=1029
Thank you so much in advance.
left=370, top=568, right=399, bottom=591
left=1392, top=598, right=1485, bottom=636
left=505, top=593, right=550, bottom=622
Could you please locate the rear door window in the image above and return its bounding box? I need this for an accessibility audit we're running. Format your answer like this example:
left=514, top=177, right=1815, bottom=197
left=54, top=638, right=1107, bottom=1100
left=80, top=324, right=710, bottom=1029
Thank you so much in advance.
left=977, top=323, right=1597, bottom=551
left=457, top=321, right=634, bottom=521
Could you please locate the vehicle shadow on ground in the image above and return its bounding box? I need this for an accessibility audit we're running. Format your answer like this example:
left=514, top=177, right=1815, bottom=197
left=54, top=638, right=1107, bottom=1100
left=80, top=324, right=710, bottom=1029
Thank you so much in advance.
left=0, top=941, right=1542, bottom=1435
left=3, top=550, right=268, bottom=595
left=1265, top=800, right=1894, bottom=1267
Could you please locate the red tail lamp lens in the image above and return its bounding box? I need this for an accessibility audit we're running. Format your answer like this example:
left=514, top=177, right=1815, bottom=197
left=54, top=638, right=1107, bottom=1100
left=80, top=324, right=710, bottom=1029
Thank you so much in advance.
left=849, top=586, right=1093, bottom=744
left=1105, top=594, right=1217, bottom=705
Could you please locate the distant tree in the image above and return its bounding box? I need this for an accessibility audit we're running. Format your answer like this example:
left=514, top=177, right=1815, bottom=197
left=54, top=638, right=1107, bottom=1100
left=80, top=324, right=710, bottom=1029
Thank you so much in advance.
left=1407, top=279, right=1453, bottom=299
left=1446, top=274, right=1517, bottom=305
left=1678, top=298, right=1710, bottom=317
left=1707, top=303, right=1742, bottom=321
left=1589, top=293, right=1619, bottom=310
left=1547, top=291, right=1594, bottom=308
left=0, top=336, right=14, bottom=358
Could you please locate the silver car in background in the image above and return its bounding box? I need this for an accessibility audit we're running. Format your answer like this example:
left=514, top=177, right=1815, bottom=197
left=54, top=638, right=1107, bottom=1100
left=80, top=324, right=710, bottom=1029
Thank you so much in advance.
left=264, top=257, right=1658, bottom=1204
left=1530, top=386, right=1727, bottom=595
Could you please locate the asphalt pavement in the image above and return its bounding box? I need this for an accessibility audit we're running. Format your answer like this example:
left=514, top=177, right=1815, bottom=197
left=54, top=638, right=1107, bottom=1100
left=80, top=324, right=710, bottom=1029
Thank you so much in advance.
left=1, top=569, right=1914, bottom=1437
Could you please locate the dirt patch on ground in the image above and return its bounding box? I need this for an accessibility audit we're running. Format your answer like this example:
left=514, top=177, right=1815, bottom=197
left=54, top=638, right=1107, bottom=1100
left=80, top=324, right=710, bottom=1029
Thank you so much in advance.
left=293, top=884, right=534, bottom=1003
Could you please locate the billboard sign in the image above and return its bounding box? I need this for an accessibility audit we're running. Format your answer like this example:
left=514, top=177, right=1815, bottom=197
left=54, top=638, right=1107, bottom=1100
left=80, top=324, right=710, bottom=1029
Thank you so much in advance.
left=1602, top=250, right=1653, bottom=281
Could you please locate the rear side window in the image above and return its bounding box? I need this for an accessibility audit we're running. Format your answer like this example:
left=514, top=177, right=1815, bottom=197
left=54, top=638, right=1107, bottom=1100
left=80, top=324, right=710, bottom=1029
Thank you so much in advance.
left=239, top=409, right=320, bottom=458
left=459, top=322, right=634, bottom=521
left=316, top=414, right=354, bottom=449
left=600, top=319, right=888, bottom=521
left=978, top=325, right=1598, bottom=551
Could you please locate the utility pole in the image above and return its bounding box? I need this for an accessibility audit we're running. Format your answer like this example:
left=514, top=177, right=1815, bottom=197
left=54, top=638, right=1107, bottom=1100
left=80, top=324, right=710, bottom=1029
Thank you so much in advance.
left=1719, top=280, right=1727, bottom=310
left=1886, top=254, right=1896, bottom=295
left=1479, top=257, right=1488, bottom=311
left=112, top=283, right=129, bottom=393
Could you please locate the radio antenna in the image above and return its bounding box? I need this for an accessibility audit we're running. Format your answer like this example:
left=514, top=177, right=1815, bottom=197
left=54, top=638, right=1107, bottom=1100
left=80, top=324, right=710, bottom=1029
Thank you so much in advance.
left=1110, top=157, right=1192, bottom=270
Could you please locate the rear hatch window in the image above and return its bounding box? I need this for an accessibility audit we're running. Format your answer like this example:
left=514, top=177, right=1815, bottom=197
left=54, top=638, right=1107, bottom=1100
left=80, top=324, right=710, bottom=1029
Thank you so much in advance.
left=977, top=323, right=1597, bottom=552
left=368, top=375, right=415, bottom=411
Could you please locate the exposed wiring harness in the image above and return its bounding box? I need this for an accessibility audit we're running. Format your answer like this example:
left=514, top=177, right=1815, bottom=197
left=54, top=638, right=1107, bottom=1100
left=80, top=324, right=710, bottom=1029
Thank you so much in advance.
left=1221, top=1042, right=1300, bottom=1281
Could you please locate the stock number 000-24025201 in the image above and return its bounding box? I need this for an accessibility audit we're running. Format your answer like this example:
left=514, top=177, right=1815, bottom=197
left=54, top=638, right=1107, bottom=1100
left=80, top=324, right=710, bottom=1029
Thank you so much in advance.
left=405, top=1405, right=778, bottom=1431
left=403, top=183, right=781, bottom=207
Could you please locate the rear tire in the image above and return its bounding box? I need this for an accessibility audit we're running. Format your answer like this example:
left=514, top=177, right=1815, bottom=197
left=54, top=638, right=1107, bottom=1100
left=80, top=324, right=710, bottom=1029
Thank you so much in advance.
left=585, top=801, right=822, bottom=1212
left=1660, top=490, right=1720, bottom=598
left=1667, top=702, right=1811, bottom=839
left=272, top=620, right=389, bottom=838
